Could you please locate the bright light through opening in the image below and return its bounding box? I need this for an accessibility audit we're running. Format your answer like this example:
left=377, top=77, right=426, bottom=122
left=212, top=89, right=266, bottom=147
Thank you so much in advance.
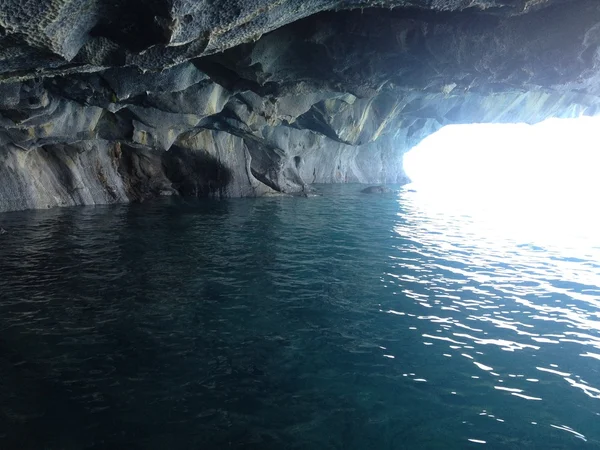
left=402, top=117, right=600, bottom=254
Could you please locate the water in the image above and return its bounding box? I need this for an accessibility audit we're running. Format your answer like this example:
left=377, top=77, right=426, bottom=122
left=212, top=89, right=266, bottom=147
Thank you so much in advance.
left=0, top=184, right=599, bottom=449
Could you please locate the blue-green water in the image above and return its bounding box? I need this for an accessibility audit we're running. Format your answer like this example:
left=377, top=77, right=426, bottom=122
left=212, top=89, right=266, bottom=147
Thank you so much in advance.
left=1, top=184, right=599, bottom=449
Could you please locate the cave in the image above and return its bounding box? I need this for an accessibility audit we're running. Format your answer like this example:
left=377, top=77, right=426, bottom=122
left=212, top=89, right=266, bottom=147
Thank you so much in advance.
left=2, top=2, right=600, bottom=449
left=1, top=0, right=599, bottom=211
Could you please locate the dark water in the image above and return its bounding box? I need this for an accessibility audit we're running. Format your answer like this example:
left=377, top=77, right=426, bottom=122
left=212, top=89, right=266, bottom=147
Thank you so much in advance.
left=1, top=184, right=599, bottom=449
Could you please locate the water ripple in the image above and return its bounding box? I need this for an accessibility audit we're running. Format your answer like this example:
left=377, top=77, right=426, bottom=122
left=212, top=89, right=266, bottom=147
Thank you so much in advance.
left=0, top=186, right=599, bottom=448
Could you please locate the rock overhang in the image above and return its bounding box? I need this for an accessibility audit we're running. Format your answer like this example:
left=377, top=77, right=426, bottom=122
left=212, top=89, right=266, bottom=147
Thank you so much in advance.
left=0, top=0, right=599, bottom=211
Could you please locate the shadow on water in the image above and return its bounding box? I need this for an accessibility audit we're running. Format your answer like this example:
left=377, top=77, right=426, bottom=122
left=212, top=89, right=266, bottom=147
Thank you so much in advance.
left=0, top=336, right=95, bottom=450
left=0, top=188, right=406, bottom=449
left=0, top=198, right=290, bottom=448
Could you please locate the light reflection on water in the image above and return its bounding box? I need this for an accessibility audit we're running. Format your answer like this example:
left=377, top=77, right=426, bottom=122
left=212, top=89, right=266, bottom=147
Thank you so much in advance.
left=387, top=185, right=600, bottom=444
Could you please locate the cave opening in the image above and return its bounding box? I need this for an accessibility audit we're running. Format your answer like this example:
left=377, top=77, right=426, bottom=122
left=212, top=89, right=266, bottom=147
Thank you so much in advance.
left=402, top=117, right=600, bottom=253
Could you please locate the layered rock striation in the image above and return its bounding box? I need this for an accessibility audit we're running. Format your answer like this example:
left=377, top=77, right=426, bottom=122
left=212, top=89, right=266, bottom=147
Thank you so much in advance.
left=1, top=0, right=599, bottom=211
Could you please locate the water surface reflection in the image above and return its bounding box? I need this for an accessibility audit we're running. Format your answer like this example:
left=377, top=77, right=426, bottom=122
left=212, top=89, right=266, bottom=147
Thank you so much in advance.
left=0, top=186, right=598, bottom=448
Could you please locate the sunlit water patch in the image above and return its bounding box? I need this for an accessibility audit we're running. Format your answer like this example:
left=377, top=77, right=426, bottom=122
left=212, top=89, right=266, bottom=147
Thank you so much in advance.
left=0, top=183, right=599, bottom=449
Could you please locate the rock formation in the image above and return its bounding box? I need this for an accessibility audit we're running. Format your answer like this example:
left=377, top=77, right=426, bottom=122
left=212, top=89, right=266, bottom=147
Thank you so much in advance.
left=1, top=0, right=599, bottom=211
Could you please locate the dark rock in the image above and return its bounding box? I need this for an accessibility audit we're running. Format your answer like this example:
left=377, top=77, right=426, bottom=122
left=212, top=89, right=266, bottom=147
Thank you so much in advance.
left=0, top=1, right=599, bottom=211
left=361, top=186, right=394, bottom=194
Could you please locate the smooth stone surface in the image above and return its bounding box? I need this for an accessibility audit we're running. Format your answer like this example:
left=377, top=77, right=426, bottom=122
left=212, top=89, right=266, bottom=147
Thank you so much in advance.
left=0, top=1, right=600, bottom=211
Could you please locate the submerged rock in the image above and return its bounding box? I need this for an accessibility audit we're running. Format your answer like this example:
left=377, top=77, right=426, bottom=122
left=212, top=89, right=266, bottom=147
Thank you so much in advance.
left=0, top=1, right=599, bottom=211
left=361, top=186, right=394, bottom=194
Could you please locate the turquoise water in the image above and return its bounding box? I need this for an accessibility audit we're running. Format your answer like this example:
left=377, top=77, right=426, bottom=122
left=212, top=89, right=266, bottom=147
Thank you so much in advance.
left=1, top=184, right=599, bottom=449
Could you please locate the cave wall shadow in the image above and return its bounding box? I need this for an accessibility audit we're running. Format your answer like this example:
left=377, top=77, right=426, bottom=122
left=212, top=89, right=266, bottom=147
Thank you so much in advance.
left=117, top=144, right=232, bottom=200
left=162, top=146, right=232, bottom=198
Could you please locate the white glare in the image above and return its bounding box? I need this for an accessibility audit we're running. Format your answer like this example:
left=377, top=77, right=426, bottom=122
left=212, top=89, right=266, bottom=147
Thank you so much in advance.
left=402, top=117, right=600, bottom=255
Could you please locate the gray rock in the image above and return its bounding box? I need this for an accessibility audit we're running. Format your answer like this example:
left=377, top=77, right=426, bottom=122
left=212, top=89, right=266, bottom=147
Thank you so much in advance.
left=361, top=186, right=394, bottom=194
left=0, top=1, right=599, bottom=211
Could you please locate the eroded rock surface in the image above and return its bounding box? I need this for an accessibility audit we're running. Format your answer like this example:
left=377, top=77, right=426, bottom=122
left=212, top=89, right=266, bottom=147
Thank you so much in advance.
left=0, top=0, right=599, bottom=211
